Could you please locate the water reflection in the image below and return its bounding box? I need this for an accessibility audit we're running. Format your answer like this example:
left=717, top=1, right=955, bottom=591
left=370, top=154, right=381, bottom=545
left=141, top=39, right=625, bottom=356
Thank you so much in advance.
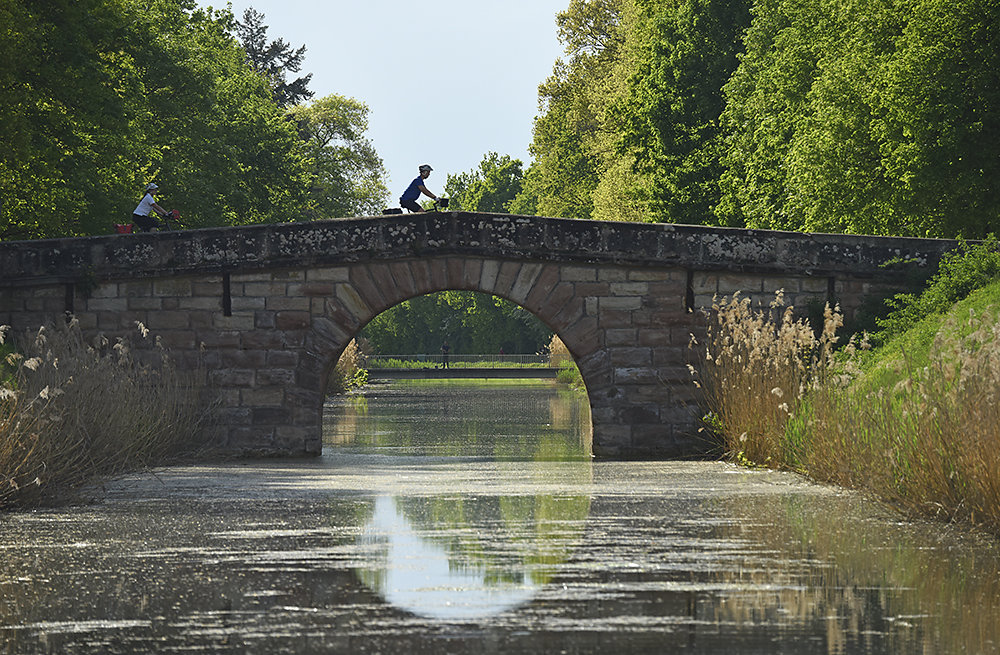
left=2, top=382, right=1000, bottom=653
left=324, top=380, right=593, bottom=459
left=329, top=380, right=593, bottom=619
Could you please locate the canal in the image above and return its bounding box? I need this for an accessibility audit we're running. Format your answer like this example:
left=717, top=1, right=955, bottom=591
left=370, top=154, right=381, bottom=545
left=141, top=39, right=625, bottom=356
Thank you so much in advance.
left=2, top=380, right=1000, bottom=653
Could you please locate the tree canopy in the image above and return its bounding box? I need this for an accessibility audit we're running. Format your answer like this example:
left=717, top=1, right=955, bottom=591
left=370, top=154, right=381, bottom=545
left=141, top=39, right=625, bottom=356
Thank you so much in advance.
left=0, top=0, right=386, bottom=240
left=359, top=290, right=553, bottom=357
left=522, top=0, right=1000, bottom=239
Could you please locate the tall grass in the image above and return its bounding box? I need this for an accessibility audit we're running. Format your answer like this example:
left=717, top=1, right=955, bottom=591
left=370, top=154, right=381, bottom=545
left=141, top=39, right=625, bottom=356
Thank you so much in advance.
left=547, top=334, right=583, bottom=388
left=696, top=291, right=843, bottom=466
left=326, top=338, right=369, bottom=394
left=696, top=283, right=1000, bottom=534
left=1, top=318, right=208, bottom=509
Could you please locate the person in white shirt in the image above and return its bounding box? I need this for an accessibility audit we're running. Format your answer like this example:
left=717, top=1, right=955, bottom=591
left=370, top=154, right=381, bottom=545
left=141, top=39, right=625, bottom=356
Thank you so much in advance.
left=132, top=183, right=169, bottom=231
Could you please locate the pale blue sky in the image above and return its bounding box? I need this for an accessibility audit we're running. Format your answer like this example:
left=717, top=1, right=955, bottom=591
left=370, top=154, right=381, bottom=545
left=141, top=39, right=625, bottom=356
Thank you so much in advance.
left=205, top=0, right=570, bottom=202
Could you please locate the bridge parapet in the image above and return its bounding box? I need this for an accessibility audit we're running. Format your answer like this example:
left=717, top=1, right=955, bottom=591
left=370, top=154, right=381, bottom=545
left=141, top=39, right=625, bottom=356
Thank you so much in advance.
left=0, top=214, right=960, bottom=459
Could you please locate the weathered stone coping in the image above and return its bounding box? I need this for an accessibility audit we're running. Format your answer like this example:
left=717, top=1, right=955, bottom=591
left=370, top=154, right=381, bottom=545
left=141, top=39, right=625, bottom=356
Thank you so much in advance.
left=0, top=212, right=960, bottom=287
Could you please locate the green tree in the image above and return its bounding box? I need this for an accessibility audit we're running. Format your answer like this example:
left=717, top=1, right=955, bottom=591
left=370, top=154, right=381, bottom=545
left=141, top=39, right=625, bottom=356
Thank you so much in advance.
left=359, top=291, right=552, bottom=356
left=519, top=0, right=633, bottom=220
left=0, top=0, right=313, bottom=239
left=445, top=152, right=525, bottom=213
left=234, top=7, right=313, bottom=108
left=609, top=0, right=751, bottom=225
left=288, top=94, right=389, bottom=218
left=717, top=0, right=1000, bottom=238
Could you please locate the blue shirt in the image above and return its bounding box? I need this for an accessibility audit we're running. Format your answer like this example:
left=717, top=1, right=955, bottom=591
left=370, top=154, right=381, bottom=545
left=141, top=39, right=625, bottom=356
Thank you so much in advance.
left=401, top=176, right=424, bottom=202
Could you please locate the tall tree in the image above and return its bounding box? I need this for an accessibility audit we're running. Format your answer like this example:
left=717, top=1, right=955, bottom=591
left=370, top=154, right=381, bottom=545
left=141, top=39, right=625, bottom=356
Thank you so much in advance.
left=717, top=0, right=1000, bottom=238
left=288, top=94, right=389, bottom=218
left=608, top=0, right=752, bottom=225
left=519, top=0, right=633, bottom=220
left=233, top=8, right=313, bottom=108
left=0, top=0, right=313, bottom=239
left=445, top=152, right=525, bottom=213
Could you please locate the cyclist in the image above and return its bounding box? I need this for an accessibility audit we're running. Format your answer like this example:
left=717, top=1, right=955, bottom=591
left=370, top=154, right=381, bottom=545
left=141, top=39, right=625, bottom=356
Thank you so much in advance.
left=132, top=183, right=171, bottom=232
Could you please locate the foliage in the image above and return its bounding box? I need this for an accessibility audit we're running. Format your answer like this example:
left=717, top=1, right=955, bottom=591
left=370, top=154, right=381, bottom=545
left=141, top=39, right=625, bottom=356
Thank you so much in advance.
left=359, top=291, right=552, bottom=357
left=522, top=0, right=999, bottom=238
left=548, top=334, right=584, bottom=388
left=327, top=338, right=369, bottom=394
left=517, top=0, right=634, bottom=220
left=0, top=319, right=207, bottom=510
left=0, top=1, right=386, bottom=239
left=717, top=0, right=1000, bottom=237
left=693, top=291, right=844, bottom=465
left=233, top=7, right=313, bottom=108
left=610, top=0, right=752, bottom=225
left=876, top=236, right=1000, bottom=340
left=698, top=272, right=1000, bottom=535
left=288, top=94, right=389, bottom=218
left=445, top=152, right=525, bottom=213
left=0, top=0, right=312, bottom=238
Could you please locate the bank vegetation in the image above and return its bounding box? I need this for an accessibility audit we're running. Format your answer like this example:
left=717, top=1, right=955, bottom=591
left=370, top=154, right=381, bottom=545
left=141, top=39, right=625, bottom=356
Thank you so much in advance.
left=0, top=320, right=207, bottom=510
left=695, top=239, right=1000, bottom=534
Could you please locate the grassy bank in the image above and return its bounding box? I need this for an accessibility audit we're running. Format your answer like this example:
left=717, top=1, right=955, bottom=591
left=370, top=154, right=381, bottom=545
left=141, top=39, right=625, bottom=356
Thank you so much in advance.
left=697, top=240, right=1000, bottom=534
left=1, top=319, right=208, bottom=510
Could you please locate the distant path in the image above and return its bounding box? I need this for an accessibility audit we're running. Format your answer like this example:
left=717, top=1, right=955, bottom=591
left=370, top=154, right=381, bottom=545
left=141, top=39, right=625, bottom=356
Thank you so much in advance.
left=368, top=367, right=559, bottom=380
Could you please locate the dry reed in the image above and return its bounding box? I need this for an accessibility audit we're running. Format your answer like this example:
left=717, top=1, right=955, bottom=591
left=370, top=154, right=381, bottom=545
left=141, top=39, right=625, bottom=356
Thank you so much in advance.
left=695, top=291, right=842, bottom=467
left=326, top=338, right=369, bottom=394
left=697, top=289, right=1000, bottom=533
left=1, top=318, right=207, bottom=509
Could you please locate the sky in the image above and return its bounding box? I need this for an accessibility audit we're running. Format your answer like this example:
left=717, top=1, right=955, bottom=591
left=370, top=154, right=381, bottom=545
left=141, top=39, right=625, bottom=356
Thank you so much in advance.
left=203, top=0, right=570, bottom=200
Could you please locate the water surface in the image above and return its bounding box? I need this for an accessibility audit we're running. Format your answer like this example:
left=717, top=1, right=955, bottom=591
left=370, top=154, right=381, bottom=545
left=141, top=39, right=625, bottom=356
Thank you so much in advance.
left=2, top=380, right=1000, bottom=654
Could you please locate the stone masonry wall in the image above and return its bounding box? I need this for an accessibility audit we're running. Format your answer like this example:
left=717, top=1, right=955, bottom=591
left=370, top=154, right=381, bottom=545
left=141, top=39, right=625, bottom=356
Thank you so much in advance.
left=0, top=213, right=961, bottom=458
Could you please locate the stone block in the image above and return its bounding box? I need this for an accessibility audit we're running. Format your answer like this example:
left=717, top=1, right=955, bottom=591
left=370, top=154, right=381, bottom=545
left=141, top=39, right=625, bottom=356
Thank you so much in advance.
left=127, top=297, right=163, bottom=311
left=479, top=259, right=501, bottom=292
left=86, top=297, right=128, bottom=313
left=240, top=330, right=285, bottom=350
left=209, top=368, right=255, bottom=387
left=153, top=278, right=193, bottom=297
left=509, top=263, right=543, bottom=303
left=613, top=367, right=660, bottom=384
left=242, top=387, right=287, bottom=406
left=628, top=269, right=676, bottom=282
left=573, top=282, right=611, bottom=298
left=605, top=328, right=638, bottom=346
left=389, top=261, right=418, bottom=298
left=290, top=282, right=336, bottom=297
left=610, top=282, right=648, bottom=296
left=399, top=259, right=427, bottom=296
left=463, top=258, right=484, bottom=292
left=609, top=346, right=652, bottom=367
left=306, top=267, right=351, bottom=283
left=522, top=265, right=560, bottom=312
left=335, top=283, right=372, bottom=322
left=598, top=309, right=634, bottom=329
left=266, top=350, right=299, bottom=367
left=597, top=268, right=628, bottom=282
left=718, top=274, right=762, bottom=294
left=494, top=261, right=521, bottom=297
left=691, top=273, right=718, bottom=294
left=560, top=266, right=597, bottom=282
left=276, top=311, right=311, bottom=330
left=252, top=406, right=293, bottom=424
left=267, top=296, right=311, bottom=312
left=599, top=296, right=641, bottom=311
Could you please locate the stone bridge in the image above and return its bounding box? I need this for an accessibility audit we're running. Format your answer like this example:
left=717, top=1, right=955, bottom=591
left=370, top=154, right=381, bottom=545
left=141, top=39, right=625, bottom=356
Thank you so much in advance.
left=0, top=213, right=959, bottom=458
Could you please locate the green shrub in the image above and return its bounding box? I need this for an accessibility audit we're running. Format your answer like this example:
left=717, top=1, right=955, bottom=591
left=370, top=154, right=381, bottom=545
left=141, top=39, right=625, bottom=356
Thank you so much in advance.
left=876, top=235, right=1000, bottom=342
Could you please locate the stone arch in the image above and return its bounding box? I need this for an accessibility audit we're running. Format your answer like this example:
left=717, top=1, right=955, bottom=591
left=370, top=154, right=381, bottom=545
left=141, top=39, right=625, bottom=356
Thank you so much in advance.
left=290, top=256, right=616, bottom=456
